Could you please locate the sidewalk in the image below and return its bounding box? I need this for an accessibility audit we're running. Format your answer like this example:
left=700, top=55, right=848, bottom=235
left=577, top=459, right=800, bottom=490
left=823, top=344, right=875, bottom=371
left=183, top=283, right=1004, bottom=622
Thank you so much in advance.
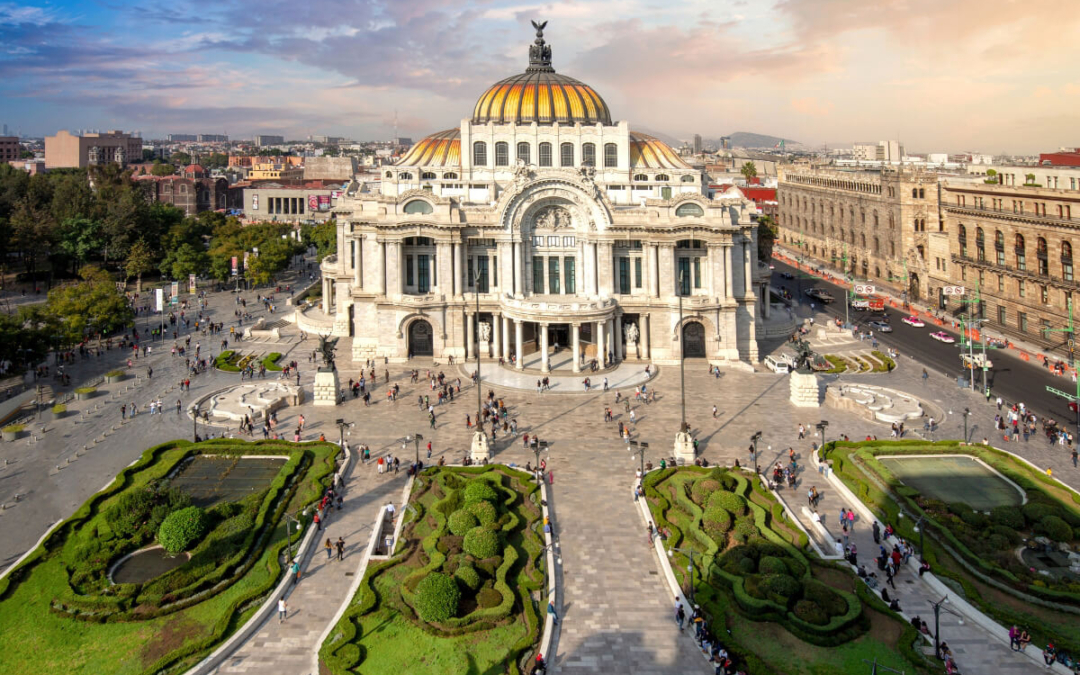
left=213, top=460, right=404, bottom=675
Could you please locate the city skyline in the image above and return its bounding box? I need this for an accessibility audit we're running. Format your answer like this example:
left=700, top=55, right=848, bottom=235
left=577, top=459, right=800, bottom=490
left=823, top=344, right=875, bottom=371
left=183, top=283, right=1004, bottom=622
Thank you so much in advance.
left=1, top=0, right=1079, bottom=154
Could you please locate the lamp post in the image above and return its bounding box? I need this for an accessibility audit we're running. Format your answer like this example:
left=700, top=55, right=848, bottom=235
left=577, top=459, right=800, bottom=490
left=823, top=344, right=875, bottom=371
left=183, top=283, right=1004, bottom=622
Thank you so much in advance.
left=531, top=438, right=548, bottom=477
left=282, top=509, right=307, bottom=563
left=862, top=657, right=905, bottom=675
left=403, top=433, right=423, bottom=465
left=929, top=595, right=964, bottom=660
left=750, top=431, right=762, bottom=473
left=962, top=408, right=970, bottom=444
left=667, top=546, right=698, bottom=605
left=474, top=269, right=483, bottom=429
left=335, top=418, right=354, bottom=447
left=678, top=270, right=687, bottom=434
left=816, top=420, right=830, bottom=458
left=630, top=440, right=649, bottom=477
left=540, top=540, right=562, bottom=569
left=193, top=403, right=199, bottom=442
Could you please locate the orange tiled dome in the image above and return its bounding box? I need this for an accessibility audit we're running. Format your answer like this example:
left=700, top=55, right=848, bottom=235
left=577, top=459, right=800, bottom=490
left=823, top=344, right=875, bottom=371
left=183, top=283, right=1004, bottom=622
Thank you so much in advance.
left=396, top=129, right=460, bottom=167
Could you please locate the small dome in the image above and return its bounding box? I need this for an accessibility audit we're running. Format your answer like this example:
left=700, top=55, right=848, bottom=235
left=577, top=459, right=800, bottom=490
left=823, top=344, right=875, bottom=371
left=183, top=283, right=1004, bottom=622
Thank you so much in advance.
left=396, top=129, right=461, bottom=167
left=629, top=132, right=690, bottom=169
left=472, top=22, right=612, bottom=126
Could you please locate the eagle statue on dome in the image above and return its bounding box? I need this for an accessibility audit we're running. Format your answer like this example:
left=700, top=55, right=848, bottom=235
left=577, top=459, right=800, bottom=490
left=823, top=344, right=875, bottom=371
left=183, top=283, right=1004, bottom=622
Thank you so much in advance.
left=529, top=20, right=552, bottom=68
left=531, top=20, right=547, bottom=36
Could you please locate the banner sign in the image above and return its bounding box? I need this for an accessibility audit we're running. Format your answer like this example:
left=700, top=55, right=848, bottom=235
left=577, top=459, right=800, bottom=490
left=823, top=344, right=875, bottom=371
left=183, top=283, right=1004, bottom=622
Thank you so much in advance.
left=170, top=281, right=179, bottom=303
left=252, top=194, right=259, bottom=211
left=231, top=256, right=238, bottom=276
left=308, top=195, right=319, bottom=210
left=243, top=251, right=250, bottom=270
left=154, top=288, right=163, bottom=312
left=318, top=195, right=331, bottom=211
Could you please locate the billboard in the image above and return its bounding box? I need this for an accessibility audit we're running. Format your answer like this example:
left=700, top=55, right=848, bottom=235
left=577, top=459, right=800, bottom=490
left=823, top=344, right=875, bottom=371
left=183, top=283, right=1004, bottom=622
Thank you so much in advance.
left=231, top=256, right=238, bottom=276
left=170, top=281, right=179, bottom=303
left=243, top=251, right=249, bottom=270
left=318, top=195, right=331, bottom=211
left=154, top=288, right=163, bottom=312
left=252, top=194, right=259, bottom=211
left=308, top=194, right=319, bottom=211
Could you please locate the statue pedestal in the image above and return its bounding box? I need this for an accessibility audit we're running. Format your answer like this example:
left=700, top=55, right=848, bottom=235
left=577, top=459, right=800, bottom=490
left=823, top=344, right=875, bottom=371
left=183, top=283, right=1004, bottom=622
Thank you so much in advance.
left=673, top=431, right=695, bottom=463
left=626, top=340, right=639, bottom=360
left=478, top=340, right=490, bottom=359
left=313, top=368, right=339, bottom=406
left=470, top=430, right=491, bottom=463
left=789, top=369, right=821, bottom=408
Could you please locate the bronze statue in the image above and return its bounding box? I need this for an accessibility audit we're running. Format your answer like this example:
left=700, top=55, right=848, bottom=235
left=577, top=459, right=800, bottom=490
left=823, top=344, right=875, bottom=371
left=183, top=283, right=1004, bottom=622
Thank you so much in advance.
left=792, top=337, right=816, bottom=373
left=318, top=334, right=339, bottom=370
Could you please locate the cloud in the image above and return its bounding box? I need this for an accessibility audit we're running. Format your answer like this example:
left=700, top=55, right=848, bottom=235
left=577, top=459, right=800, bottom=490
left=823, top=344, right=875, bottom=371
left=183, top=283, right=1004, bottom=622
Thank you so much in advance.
left=790, top=97, right=834, bottom=117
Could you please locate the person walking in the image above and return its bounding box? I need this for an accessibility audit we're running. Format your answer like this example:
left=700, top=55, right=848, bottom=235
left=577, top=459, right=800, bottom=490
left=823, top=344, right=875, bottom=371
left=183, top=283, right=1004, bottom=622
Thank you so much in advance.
left=291, top=560, right=301, bottom=584
left=547, top=601, right=559, bottom=625
left=336, top=536, right=345, bottom=561
left=325, top=537, right=333, bottom=560
left=675, top=602, right=686, bottom=631
left=278, top=598, right=287, bottom=623
left=314, top=512, right=321, bottom=531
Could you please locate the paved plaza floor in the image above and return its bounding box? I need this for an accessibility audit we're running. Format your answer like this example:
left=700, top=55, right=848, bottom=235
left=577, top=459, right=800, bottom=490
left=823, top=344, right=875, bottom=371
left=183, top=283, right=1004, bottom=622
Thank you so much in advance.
left=2, top=279, right=1075, bottom=673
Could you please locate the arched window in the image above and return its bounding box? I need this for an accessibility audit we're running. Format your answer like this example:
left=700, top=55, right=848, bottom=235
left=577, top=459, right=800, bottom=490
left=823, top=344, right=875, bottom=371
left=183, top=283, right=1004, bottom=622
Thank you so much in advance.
left=538, top=142, right=552, bottom=167
left=1038, top=236, right=1049, bottom=275
left=675, top=203, right=704, bottom=217
left=912, top=188, right=918, bottom=198
left=873, top=212, right=879, bottom=228
left=495, top=141, right=509, bottom=166
left=403, top=200, right=433, bottom=215
left=681, top=175, right=695, bottom=182
left=472, top=141, right=487, bottom=166
left=917, top=245, right=925, bottom=260
left=421, top=171, right=436, bottom=180
left=860, top=233, right=866, bottom=249
left=633, top=174, right=648, bottom=182
left=890, top=241, right=895, bottom=256
left=604, top=143, right=617, bottom=167
left=873, top=236, right=880, bottom=254
left=385, top=171, right=392, bottom=178
left=582, top=142, right=595, bottom=167
left=656, top=174, right=670, bottom=182
left=398, top=172, right=413, bottom=180
left=560, top=142, right=574, bottom=167
left=919, top=188, right=926, bottom=198
left=1015, top=234, right=1026, bottom=271
left=975, top=227, right=985, bottom=261
left=516, top=142, right=530, bottom=165
left=1063, top=241, right=1074, bottom=282
left=958, top=224, right=967, bottom=256
left=443, top=172, right=458, bottom=179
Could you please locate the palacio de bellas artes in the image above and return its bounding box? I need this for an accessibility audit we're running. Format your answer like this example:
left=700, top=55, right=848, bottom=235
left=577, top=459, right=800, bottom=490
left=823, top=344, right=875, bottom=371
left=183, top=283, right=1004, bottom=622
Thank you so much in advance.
left=310, top=24, right=769, bottom=371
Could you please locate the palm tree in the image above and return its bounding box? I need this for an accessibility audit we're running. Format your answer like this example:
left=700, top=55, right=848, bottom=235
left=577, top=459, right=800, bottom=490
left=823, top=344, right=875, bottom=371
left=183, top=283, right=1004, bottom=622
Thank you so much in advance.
left=741, top=161, right=758, bottom=182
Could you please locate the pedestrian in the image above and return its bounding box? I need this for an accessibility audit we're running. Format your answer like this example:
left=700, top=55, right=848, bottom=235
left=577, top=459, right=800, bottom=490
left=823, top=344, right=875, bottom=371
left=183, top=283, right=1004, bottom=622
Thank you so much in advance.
left=325, top=537, right=333, bottom=560
left=314, top=512, right=321, bottom=530
left=675, top=602, right=686, bottom=631
left=278, top=598, right=287, bottom=623
left=547, top=601, right=559, bottom=625
left=291, top=560, right=301, bottom=584
left=712, top=405, right=718, bottom=419
left=1073, top=448, right=1078, bottom=468
left=872, top=520, right=881, bottom=544
left=336, top=536, right=345, bottom=561
left=798, top=424, right=805, bottom=440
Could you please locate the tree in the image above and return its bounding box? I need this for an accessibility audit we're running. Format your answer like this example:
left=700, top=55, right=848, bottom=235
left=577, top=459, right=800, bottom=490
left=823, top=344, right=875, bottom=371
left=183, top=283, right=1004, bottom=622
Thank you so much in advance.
left=757, top=215, right=777, bottom=262
left=19, top=150, right=34, bottom=160
left=161, top=242, right=210, bottom=281
left=10, top=197, right=55, bottom=278
left=46, top=265, right=133, bottom=343
left=301, top=221, right=337, bottom=261
left=245, top=236, right=302, bottom=286
left=142, top=149, right=156, bottom=162
left=0, top=305, right=57, bottom=371
left=1025, top=173, right=1037, bottom=185
left=203, top=152, right=228, bottom=169
left=125, top=239, right=156, bottom=292
left=169, top=151, right=192, bottom=166
left=151, top=162, right=176, bottom=177
left=741, top=161, right=758, bottom=181
left=56, top=217, right=105, bottom=273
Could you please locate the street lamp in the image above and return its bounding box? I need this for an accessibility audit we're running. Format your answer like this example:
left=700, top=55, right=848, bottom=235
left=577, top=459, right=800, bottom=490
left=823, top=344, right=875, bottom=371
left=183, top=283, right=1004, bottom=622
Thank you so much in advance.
left=540, top=540, right=562, bottom=566
left=929, top=595, right=964, bottom=660
left=282, top=508, right=307, bottom=563
left=474, top=268, right=483, bottom=432
left=335, top=418, right=354, bottom=447
left=862, top=657, right=905, bottom=675
left=750, top=431, right=762, bottom=473
left=667, top=546, right=698, bottom=605
left=816, top=420, right=830, bottom=458
left=400, top=433, right=423, bottom=465
left=629, top=440, right=649, bottom=477
left=962, top=408, right=971, bottom=444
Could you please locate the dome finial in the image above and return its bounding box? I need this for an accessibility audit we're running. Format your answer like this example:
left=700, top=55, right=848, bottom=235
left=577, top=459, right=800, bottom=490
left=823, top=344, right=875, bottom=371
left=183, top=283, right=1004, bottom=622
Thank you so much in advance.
left=527, top=20, right=554, bottom=73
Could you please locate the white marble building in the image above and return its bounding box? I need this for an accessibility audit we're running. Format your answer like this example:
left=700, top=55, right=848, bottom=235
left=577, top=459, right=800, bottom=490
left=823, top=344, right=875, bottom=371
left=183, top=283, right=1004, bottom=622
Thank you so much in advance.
left=317, top=25, right=766, bottom=370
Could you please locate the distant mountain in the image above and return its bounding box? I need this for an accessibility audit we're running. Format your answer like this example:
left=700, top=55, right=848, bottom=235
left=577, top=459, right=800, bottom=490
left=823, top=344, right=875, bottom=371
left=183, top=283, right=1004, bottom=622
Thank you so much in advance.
left=632, top=126, right=683, bottom=148
left=711, top=132, right=801, bottom=150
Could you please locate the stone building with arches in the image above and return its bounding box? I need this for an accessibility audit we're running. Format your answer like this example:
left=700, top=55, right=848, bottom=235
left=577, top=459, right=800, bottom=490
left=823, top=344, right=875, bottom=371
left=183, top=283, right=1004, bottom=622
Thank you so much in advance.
left=776, top=167, right=938, bottom=301
left=316, top=24, right=764, bottom=369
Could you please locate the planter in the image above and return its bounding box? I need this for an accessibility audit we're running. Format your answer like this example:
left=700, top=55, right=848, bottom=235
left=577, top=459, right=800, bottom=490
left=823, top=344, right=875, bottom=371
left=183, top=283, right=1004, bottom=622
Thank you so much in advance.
left=52, top=405, right=68, bottom=419
left=105, top=373, right=126, bottom=384
left=2, top=425, right=24, bottom=442
left=75, top=388, right=97, bottom=401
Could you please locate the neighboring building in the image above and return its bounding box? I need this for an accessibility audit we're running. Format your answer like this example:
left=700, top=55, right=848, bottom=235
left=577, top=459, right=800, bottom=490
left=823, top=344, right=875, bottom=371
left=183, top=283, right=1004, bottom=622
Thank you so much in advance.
left=776, top=167, right=939, bottom=300
left=693, top=134, right=702, bottom=154
left=254, top=135, right=285, bottom=147
left=303, top=156, right=358, bottom=181
left=134, top=175, right=229, bottom=216
left=966, top=163, right=1080, bottom=191
left=852, top=141, right=904, bottom=163
left=319, top=25, right=764, bottom=365
left=168, top=134, right=197, bottom=142
left=198, top=134, right=228, bottom=143
left=1039, top=148, right=1080, bottom=167
left=312, top=135, right=344, bottom=144
left=0, top=136, right=19, bottom=162
left=248, top=163, right=304, bottom=180
left=7, top=159, right=46, bottom=175
left=45, top=130, right=142, bottom=168
left=240, top=181, right=341, bottom=224
left=941, top=181, right=1080, bottom=351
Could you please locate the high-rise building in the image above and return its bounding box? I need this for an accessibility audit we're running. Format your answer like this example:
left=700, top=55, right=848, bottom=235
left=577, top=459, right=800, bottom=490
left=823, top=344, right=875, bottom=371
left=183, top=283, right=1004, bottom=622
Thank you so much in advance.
left=693, top=134, right=702, bottom=154
left=852, top=140, right=904, bottom=163
left=254, top=135, right=285, bottom=147
left=198, top=134, right=228, bottom=143
left=45, top=130, right=142, bottom=168
left=0, top=136, right=20, bottom=162
left=168, top=134, right=197, bottom=142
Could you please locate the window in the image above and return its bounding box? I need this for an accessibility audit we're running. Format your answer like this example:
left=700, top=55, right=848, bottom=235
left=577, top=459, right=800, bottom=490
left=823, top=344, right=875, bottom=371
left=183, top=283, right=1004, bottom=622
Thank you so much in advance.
left=443, top=172, right=458, bottom=179
left=1019, top=311, right=1028, bottom=333
left=385, top=171, right=392, bottom=178
left=476, top=255, right=489, bottom=293
left=472, top=141, right=487, bottom=166
left=633, top=173, right=648, bottom=182
left=675, top=202, right=704, bottom=217
left=961, top=266, right=967, bottom=281
left=495, top=142, right=509, bottom=166
left=995, top=231, right=1005, bottom=266
left=421, top=171, right=436, bottom=180
left=1064, top=241, right=1074, bottom=281
left=998, top=275, right=1004, bottom=292
left=417, top=255, right=430, bottom=293
left=656, top=174, right=670, bottom=182
left=398, top=172, right=413, bottom=180
left=1038, top=237, right=1049, bottom=275
left=998, top=306, right=1007, bottom=325
left=403, top=199, right=433, bottom=215
left=681, top=175, right=695, bottom=182
left=516, top=142, right=530, bottom=165
left=538, top=142, right=552, bottom=167
left=406, top=255, right=414, bottom=286
left=548, top=236, right=559, bottom=247
left=958, top=224, right=967, bottom=257
left=467, top=256, right=473, bottom=287
left=548, top=256, right=560, bottom=294
left=677, top=258, right=691, bottom=295
left=582, top=143, right=595, bottom=167
left=661, top=187, right=672, bottom=199
left=1042, top=319, right=1052, bottom=340
left=618, top=257, right=631, bottom=294
left=1042, top=286, right=1049, bottom=304
left=563, top=236, right=575, bottom=247
left=635, top=258, right=643, bottom=288
left=604, top=143, right=617, bottom=167
left=919, top=188, right=925, bottom=198
left=976, top=227, right=985, bottom=261
left=532, top=236, right=543, bottom=247
left=1014, top=234, right=1025, bottom=270
left=564, top=257, right=575, bottom=294
left=560, top=142, right=574, bottom=167
left=1018, top=279, right=1025, bottom=297
left=532, top=256, right=543, bottom=294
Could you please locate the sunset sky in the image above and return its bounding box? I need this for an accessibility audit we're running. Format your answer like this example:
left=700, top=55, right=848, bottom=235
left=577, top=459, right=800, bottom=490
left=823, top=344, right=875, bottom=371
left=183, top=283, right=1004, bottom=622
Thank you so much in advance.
left=1, top=0, right=1078, bottom=153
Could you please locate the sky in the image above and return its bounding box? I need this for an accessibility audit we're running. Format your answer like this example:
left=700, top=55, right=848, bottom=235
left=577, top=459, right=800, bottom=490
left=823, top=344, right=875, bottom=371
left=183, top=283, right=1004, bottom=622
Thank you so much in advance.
left=1, top=0, right=1079, bottom=154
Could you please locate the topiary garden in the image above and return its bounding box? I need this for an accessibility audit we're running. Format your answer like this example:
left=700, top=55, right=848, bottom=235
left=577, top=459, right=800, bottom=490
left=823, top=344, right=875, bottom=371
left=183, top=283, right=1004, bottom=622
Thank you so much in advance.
left=0, top=438, right=341, bottom=674
left=319, top=465, right=547, bottom=675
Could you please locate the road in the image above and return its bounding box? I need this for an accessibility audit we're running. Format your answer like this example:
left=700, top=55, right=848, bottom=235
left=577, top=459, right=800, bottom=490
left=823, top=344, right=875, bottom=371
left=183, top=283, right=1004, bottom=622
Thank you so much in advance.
left=770, top=258, right=1080, bottom=429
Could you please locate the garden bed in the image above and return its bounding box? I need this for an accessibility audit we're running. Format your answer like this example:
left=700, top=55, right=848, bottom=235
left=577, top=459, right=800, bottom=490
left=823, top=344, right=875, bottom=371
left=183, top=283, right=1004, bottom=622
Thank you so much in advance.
left=0, top=438, right=340, bottom=674
left=644, top=466, right=929, bottom=675
left=262, top=352, right=283, bottom=371
left=319, top=465, right=546, bottom=675
left=214, top=351, right=256, bottom=373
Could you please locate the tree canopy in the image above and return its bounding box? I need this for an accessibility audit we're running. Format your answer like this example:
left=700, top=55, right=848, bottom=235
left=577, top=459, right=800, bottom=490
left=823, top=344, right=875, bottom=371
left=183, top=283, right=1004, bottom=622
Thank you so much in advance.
left=45, top=266, right=134, bottom=343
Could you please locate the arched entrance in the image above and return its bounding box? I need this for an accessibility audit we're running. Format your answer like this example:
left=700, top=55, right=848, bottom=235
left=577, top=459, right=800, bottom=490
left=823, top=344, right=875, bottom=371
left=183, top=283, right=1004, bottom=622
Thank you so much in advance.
left=908, top=274, right=920, bottom=301
left=408, top=319, right=433, bottom=357
left=682, top=321, right=706, bottom=358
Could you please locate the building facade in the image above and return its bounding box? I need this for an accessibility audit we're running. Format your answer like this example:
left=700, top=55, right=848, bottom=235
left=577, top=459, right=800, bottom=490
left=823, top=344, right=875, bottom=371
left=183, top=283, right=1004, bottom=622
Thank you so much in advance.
left=0, top=136, right=19, bottom=163
left=776, top=167, right=938, bottom=300
left=254, top=135, right=285, bottom=147
left=240, top=181, right=341, bottom=224
left=134, top=175, right=228, bottom=215
left=317, top=25, right=764, bottom=367
left=942, top=181, right=1080, bottom=349
left=44, top=130, right=142, bottom=168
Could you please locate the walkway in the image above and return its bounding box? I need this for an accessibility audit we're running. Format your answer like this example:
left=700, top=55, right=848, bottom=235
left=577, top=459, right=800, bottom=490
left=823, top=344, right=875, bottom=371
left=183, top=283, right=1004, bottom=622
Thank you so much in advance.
left=213, top=460, right=403, bottom=674
left=470, top=358, right=654, bottom=393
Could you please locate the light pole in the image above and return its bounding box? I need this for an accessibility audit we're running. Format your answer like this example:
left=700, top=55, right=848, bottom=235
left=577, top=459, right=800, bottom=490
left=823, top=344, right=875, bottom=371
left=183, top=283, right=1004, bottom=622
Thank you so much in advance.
left=531, top=438, right=549, bottom=474
left=474, top=269, right=483, bottom=429
left=862, top=657, right=905, bottom=675
left=929, top=595, right=964, bottom=660
left=962, top=408, right=970, bottom=444
left=816, top=420, right=830, bottom=458
left=750, top=431, right=762, bottom=473
left=403, top=433, right=423, bottom=465
left=282, top=508, right=307, bottom=563
left=667, top=546, right=698, bottom=605
left=630, top=440, right=649, bottom=477
left=678, top=270, right=687, bottom=434
left=336, top=418, right=354, bottom=447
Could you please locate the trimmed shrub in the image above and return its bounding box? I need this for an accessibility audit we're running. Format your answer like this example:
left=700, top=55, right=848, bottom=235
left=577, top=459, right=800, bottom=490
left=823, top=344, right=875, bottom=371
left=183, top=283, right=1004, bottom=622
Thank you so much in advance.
left=760, top=573, right=801, bottom=605
left=463, top=480, right=499, bottom=506
left=454, top=564, right=481, bottom=591
left=463, top=527, right=501, bottom=559
left=990, top=506, right=1024, bottom=530
left=476, top=587, right=502, bottom=608
left=986, top=533, right=1010, bottom=550
left=414, top=572, right=460, bottom=623
left=734, top=519, right=757, bottom=543
left=989, top=525, right=1023, bottom=546
left=157, top=506, right=207, bottom=554
left=691, top=479, right=721, bottom=505
left=467, top=500, right=498, bottom=526
left=702, top=506, right=732, bottom=538
left=959, top=509, right=989, bottom=528
left=448, top=510, right=479, bottom=537
left=737, top=556, right=756, bottom=575
left=759, top=555, right=788, bottom=576
left=1023, top=502, right=1061, bottom=526
left=803, top=580, right=847, bottom=616
left=708, top=490, right=747, bottom=516
left=1038, top=515, right=1073, bottom=542
left=793, top=599, right=829, bottom=625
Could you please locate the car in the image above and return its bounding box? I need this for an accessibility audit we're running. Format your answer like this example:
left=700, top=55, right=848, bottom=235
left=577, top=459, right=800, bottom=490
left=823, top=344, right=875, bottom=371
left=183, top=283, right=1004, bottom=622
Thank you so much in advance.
left=780, top=272, right=795, bottom=280
left=902, top=316, right=925, bottom=327
left=804, top=288, right=835, bottom=303
left=764, top=354, right=793, bottom=373
left=930, top=331, right=956, bottom=344
left=867, top=320, right=892, bottom=333
left=961, top=353, right=994, bottom=370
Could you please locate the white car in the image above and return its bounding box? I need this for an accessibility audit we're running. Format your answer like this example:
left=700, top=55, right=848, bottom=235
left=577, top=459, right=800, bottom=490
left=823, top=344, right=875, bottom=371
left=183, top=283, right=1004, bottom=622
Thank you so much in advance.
left=902, top=316, right=925, bottom=328
left=930, top=331, right=956, bottom=344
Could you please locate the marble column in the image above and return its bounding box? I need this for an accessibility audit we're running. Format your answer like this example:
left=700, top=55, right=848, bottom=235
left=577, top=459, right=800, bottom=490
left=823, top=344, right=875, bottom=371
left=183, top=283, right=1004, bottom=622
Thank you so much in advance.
left=597, top=320, right=606, bottom=368
left=514, top=320, right=524, bottom=370
left=353, top=239, right=361, bottom=286
left=540, top=324, right=550, bottom=373
left=724, top=244, right=734, bottom=299
left=492, top=314, right=502, bottom=359
left=585, top=243, right=598, bottom=296
left=513, top=241, right=524, bottom=296
left=502, top=315, right=511, bottom=361
left=398, top=242, right=406, bottom=295
left=376, top=241, right=386, bottom=296
left=466, top=313, right=475, bottom=360
left=614, top=315, right=623, bottom=361
left=763, top=284, right=772, bottom=318
left=743, top=239, right=753, bottom=297
left=453, top=242, right=463, bottom=297
left=322, top=277, right=330, bottom=314
left=641, top=314, right=651, bottom=359
left=648, top=243, right=659, bottom=298
left=571, top=323, right=581, bottom=373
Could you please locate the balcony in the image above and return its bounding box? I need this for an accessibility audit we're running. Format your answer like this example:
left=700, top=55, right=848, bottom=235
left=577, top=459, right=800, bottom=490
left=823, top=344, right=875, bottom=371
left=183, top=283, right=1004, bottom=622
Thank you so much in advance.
left=944, top=203, right=1079, bottom=228
left=953, top=254, right=1080, bottom=288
